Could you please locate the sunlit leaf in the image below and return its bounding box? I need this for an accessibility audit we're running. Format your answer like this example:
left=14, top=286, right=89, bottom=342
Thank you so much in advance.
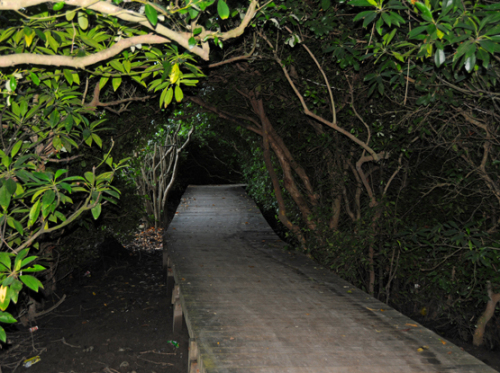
left=175, top=85, right=184, bottom=102
left=78, top=12, right=89, bottom=30
left=145, top=4, right=158, bottom=26
left=434, top=48, right=445, bottom=67
left=91, top=203, right=101, bottom=220
left=52, top=1, right=65, bottom=11
left=19, top=275, right=44, bottom=292
left=217, top=0, right=230, bottom=20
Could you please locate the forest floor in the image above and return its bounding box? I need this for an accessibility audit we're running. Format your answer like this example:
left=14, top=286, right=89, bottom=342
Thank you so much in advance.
left=0, top=222, right=499, bottom=372
left=0, top=228, right=189, bottom=373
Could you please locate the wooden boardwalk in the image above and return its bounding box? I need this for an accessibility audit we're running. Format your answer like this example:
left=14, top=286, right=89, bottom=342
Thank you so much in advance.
left=164, top=185, right=496, bottom=373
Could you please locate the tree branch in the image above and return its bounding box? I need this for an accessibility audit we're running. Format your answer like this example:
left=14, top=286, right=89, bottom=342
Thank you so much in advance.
left=0, top=34, right=169, bottom=68
left=1, top=0, right=259, bottom=62
left=258, top=30, right=382, bottom=161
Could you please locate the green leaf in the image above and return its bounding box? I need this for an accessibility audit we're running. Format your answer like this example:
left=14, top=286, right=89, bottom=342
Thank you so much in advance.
left=434, top=48, right=445, bottom=67
left=99, top=76, right=109, bottom=90
left=464, top=54, right=476, bottom=72
left=78, top=12, right=89, bottom=30
left=0, top=311, right=16, bottom=324
left=479, top=40, right=500, bottom=54
left=63, top=69, right=74, bottom=85
left=175, top=85, right=184, bottom=102
left=453, top=40, right=474, bottom=62
left=188, top=37, right=197, bottom=49
left=160, top=86, right=169, bottom=108
left=13, top=219, right=24, bottom=235
left=8, top=281, right=21, bottom=303
left=0, top=326, right=5, bottom=343
left=165, top=87, right=174, bottom=106
left=112, top=77, right=122, bottom=91
left=145, top=4, right=158, bottom=26
left=363, top=12, right=378, bottom=28
left=0, top=286, right=10, bottom=311
left=92, top=134, right=102, bottom=148
left=11, top=141, right=22, bottom=158
left=54, top=211, right=67, bottom=222
left=20, top=101, right=28, bottom=117
left=84, top=171, right=95, bottom=185
left=375, top=16, right=383, bottom=35
left=20, top=256, right=37, bottom=269
left=14, top=249, right=29, bottom=272
left=109, top=60, right=124, bottom=72
left=0, top=253, right=11, bottom=271
left=1, top=152, right=11, bottom=168
left=414, top=2, right=433, bottom=22
left=19, top=275, right=44, bottom=292
left=22, top=264, right=46, bottom=273
left=62, top=115, right=73, bottom=132
left=66, top=10, right=76, bottom=21
left=189, top=8, right=199, bottom=19
left=9, top=76, right=17, bottom=91
left=408, top=25, right=427, bottom=39
left=123, top=60, right=131, bottom=73
left=11, top=101, right=20, bottom=117
left=381, top=12, right=391, bottom=27
left=55, top=169, right=68, bottom=181
left=46, top=32, right=59, bottom=52
left=5, top=178, right=16, bottom=195
left=0, top=185, right=11, bottom=211
left=91, top=203, right=102, bottom=220
left=348, top=0, right=374, bottom=6
left=28, top=199, right=42, bottom=227
left=322, top=0, right=331, bottom=10
left=52, top=1, right=65, bottom=11
left=30, top=72, right=40, bottom=86
left=217, top=0, right=230, bottom=20
left=33, top=172, right=51, bottom=182
left=42, top=189, right=56, bottom=209
left=0, top=28, right=16, bottom=43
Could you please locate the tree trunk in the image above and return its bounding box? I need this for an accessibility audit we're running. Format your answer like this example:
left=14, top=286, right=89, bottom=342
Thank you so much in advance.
left=473, top=281, right=500, bottom=346
left=259, top=98, right=306, bottom=246
left=250, top=95, right=318, bottom=232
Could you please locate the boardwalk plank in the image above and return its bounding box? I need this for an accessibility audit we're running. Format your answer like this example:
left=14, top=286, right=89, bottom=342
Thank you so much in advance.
left=165, top=185, right=496, bottom=373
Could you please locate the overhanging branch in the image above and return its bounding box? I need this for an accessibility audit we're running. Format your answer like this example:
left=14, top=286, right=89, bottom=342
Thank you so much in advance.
left=0, top=34, right=169, bottom=68
left=1, top=0, right=259, bottom=62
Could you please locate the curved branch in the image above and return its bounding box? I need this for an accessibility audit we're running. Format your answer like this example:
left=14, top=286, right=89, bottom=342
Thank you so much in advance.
left=284, top=26, right=336, bottom=124
left=355, top=152, right=390, bottom=207
left=1, top=0, right=259, bottom=61
left=208, top=34, right=257, bottom=68
left=0, top=34, right=169, bottom=68
left=258, top=31, right=382, bottom=161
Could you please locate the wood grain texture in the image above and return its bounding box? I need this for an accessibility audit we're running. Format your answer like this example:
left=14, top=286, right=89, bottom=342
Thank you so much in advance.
left=165, top=185, right=496, bottom=373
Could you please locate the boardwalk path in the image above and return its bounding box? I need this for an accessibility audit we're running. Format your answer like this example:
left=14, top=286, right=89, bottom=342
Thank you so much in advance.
left=164, top=185, right=495, bottom=373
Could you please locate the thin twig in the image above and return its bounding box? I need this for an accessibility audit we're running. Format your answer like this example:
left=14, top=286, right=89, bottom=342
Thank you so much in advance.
left=139, top=349, right=176, bottom=355
left=137, top=356, right=174, bottom=366
left=33, top=295, right=67, bottom=318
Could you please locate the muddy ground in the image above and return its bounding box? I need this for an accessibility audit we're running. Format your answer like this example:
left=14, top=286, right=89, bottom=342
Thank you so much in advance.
left=0, top=229, right=189, bottom=373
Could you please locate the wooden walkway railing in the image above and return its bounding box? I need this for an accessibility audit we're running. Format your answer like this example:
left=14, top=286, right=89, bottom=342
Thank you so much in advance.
left=164, top=185, right=496, bottom=373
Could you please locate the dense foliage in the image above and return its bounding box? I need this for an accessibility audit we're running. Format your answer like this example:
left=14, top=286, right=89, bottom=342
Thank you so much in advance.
left=0, top=0, right=257, bottom=341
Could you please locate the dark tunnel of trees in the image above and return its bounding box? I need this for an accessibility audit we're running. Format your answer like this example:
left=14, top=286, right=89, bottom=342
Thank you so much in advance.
left=0, top=0, right=499, bottom=353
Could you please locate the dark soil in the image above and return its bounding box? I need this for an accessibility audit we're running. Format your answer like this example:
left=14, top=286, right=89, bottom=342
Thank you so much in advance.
left=447, top=337, right=500, bottom=372
left=0, top=230, right=189, bottom=373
